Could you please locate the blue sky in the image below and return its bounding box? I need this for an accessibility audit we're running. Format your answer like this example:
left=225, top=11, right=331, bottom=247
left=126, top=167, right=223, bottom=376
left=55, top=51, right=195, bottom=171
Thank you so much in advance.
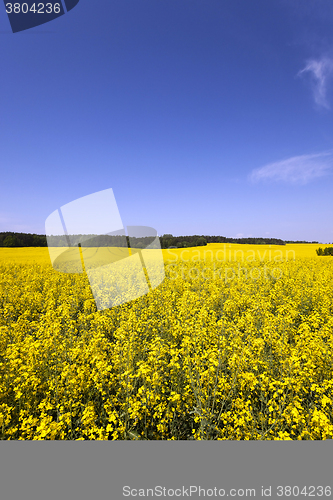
left=1, top=0, right=333, bottom=242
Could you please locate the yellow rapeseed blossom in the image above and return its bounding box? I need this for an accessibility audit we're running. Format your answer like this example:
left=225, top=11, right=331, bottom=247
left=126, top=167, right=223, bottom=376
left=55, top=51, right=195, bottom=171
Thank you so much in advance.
left=1, top=243, right=333, bottom=439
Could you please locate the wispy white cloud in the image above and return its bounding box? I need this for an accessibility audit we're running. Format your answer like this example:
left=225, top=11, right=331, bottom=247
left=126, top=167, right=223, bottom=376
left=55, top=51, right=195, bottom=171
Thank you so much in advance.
left=234, top=233, right=253, bottom=238
left=249, top=151, right=333, bottom=185
left=298, top=57, right=333, bottom=109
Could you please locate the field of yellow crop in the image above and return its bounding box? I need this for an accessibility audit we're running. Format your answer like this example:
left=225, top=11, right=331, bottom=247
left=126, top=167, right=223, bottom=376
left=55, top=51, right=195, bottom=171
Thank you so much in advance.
left=1, top=243, right=333, bottom=440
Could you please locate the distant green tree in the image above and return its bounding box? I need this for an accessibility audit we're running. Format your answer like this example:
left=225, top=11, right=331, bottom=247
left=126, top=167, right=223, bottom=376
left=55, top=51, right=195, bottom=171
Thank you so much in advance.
left=316, top=247, right=333, bottom=256
left=196, top=237, right=207, bottom=246
left=32, top=235, right=42, bottom=246
left=3, top=235, right=20, bottom=247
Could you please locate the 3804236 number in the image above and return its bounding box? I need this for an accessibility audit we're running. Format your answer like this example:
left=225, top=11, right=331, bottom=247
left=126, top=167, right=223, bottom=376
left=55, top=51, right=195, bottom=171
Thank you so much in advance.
left=276, top=485, right=332, bottom=496
left=5, top=3, right=61, bottom=14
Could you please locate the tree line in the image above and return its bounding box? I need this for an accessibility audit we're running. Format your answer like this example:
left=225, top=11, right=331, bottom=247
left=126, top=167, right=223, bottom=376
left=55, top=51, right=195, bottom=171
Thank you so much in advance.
left=0, top=232, right=47, bottom=248
left=0, top=232, right=158, bottom=249
left=160, top=234, right=295, bottom=248
left=0, top=231, right=319, bottom=249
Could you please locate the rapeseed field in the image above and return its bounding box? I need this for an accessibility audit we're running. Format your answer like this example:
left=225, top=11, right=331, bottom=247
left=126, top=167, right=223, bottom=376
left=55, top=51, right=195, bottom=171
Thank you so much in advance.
left=1, top=244, right=333, bottom=440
